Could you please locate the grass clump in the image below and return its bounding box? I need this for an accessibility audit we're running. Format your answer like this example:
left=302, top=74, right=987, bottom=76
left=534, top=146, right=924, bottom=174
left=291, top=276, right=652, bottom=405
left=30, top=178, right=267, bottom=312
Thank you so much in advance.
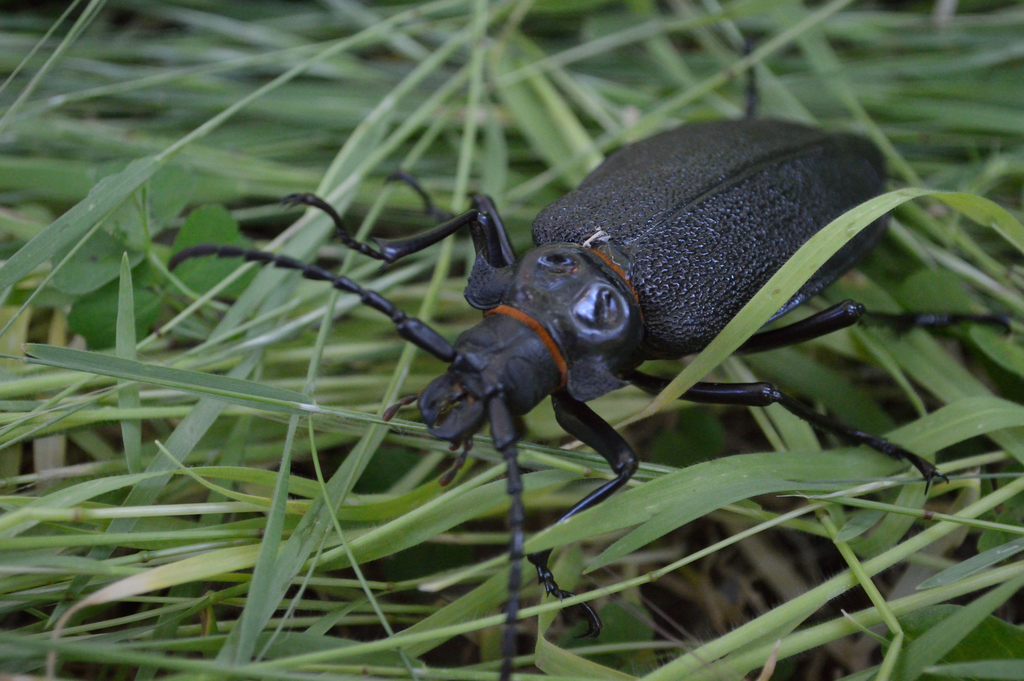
left=1, top=1, right=1023, bottom=680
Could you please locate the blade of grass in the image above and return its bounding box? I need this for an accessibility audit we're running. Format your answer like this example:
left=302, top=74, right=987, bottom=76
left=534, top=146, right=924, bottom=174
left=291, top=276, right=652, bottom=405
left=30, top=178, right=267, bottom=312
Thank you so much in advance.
left=116, top=254, right=142, bottom=474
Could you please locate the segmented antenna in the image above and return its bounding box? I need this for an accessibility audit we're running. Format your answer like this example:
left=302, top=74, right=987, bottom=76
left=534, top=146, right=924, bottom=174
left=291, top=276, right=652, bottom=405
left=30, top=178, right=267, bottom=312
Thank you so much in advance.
left=168, top=244, right=456, bottom=362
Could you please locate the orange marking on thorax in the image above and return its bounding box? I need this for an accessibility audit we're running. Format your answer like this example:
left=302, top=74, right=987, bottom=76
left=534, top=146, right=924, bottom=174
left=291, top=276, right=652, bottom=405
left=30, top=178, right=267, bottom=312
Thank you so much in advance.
left=486, top=304, right=568, bottom=389
left=588, top=248, right=642, bottom=318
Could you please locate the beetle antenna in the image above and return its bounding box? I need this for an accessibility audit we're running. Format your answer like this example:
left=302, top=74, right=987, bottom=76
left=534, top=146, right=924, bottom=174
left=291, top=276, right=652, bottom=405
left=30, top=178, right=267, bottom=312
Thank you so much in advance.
left=486, top=395, right=525, bottom=681
left=281, top=193, right=391, bottom=262
left=168, top=245, right=456, bottom=362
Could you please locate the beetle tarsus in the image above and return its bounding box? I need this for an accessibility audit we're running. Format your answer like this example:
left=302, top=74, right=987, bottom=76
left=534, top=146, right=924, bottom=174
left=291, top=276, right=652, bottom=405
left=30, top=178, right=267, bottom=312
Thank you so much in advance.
left=530, top=556, right=603, bottom=638
left=866, top=311, right=1012, bottom=334
left=629, top=371, right=949, bottom=486
left=386, top=169, right=453, bottom=222
left=281, top=192, right=388, bottom=261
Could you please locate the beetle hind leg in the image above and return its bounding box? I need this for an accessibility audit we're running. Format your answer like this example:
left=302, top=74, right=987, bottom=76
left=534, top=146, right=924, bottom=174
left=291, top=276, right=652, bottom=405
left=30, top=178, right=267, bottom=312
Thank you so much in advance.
left=865, top=311, right=1011, bottom=334
left=627, top=371, right=948, bottom=488
left=738, top=299, right=1011, bottom=355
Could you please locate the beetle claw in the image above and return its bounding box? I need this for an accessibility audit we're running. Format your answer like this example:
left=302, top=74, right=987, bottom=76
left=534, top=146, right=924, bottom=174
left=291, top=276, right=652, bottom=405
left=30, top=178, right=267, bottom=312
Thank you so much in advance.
left=900, top=450, right=948, bottom=491
left=535, top=563, right=603, bottom=638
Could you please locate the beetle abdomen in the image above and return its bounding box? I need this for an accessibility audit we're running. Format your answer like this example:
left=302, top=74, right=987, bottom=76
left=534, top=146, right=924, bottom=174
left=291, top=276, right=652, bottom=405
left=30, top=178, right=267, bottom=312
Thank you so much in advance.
left=532, top=119, right=886, bottom=359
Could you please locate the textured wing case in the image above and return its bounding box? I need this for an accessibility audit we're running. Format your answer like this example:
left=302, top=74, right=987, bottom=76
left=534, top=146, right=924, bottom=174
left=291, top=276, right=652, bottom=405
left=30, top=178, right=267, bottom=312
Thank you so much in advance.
left=532, top=119, right=887, bottom=358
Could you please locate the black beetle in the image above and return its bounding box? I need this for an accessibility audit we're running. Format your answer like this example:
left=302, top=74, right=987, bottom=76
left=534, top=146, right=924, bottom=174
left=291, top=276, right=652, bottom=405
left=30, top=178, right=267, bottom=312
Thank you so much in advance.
left=170, top=117, right=1008, bottom=680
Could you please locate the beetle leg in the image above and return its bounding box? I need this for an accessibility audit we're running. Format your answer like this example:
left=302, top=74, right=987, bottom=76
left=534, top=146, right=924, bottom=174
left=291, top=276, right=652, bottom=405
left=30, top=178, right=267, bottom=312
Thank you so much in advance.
left=382, top=394, right=419, bottom=421
left=282, top=193, right=388, bottom=261
left=627, top=371, right=947, bottom=488
left=371, top=209, right=481, bottom=263
left=386, top=169, right=453, bottom=222
left=865, top=311, right=1011, bottom=334
left=526, top=391, right=640, bottom=639
left=439, top=438, right=472, bottom=487
left=487, top=395, right=525, bottom=681
left=739, top=299, right=1011, bottom=354
left=369, top=194, right=517, bottom=267
left=743, top=36, right=758, bottom=120
left=468, top=195, right=517, bottom=268
left=738, top=300, right=865, bottom=353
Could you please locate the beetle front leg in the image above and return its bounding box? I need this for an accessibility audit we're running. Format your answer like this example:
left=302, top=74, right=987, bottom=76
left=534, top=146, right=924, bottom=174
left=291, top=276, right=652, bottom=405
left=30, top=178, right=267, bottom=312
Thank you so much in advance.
left=370, top=194, right=517, bottom=267
left=527, top=391, right=640, bottom=639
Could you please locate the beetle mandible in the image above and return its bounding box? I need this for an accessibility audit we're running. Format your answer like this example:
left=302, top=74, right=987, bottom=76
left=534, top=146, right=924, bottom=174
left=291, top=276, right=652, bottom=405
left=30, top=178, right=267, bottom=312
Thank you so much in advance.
left=170, top=117, right=1008, bottom=680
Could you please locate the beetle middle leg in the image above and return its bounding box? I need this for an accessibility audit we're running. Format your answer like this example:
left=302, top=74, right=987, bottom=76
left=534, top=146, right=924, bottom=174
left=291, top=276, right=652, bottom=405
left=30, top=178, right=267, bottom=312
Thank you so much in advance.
left=526, top=391, right=640, bottom=639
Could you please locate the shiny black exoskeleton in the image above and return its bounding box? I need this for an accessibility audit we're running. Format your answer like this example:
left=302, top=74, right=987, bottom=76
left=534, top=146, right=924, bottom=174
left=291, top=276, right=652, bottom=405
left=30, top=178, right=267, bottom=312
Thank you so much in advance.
left=170, top=118, right=1009, bottom=681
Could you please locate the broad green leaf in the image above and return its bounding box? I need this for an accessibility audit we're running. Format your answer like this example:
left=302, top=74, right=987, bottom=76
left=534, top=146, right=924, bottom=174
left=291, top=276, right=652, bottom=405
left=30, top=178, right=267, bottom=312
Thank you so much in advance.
left=68, top=260, right=162, bottom=349
left=169, top=204, right=255, bottom=297
left=578, top=450, right=889, bottom=572
left=0, top=156, right=159, bottom=292
left=936, top=192, right=1024, bottom=256
left=397, top=570, right=509, bottom=658
left=836, top=509, right=885, bottom=542
left=116, top=254, right=142, bottom=473
left=536, top=635, right=635, bottom=680
left=971, top=326, right=1024, bottom=378
left=50, top=227, right=142, bottom=296
left=892, top=602, right=1024, bottom=679
left=895, top=575, right=1024, bottom=681
left=147, top=163, right=197, bottom=233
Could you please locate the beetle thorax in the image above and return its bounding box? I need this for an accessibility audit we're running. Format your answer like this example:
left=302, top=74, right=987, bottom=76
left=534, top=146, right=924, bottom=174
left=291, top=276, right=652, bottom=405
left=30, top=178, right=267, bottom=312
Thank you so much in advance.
left=418, top=243, right=644, bottom=445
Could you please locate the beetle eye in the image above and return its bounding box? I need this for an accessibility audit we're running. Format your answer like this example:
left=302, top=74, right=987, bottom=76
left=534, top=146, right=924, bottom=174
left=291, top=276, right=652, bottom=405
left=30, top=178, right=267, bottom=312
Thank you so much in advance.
left=537, top=252, right=577, bottom=274
left=573, top=285, right=623, bottom=328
